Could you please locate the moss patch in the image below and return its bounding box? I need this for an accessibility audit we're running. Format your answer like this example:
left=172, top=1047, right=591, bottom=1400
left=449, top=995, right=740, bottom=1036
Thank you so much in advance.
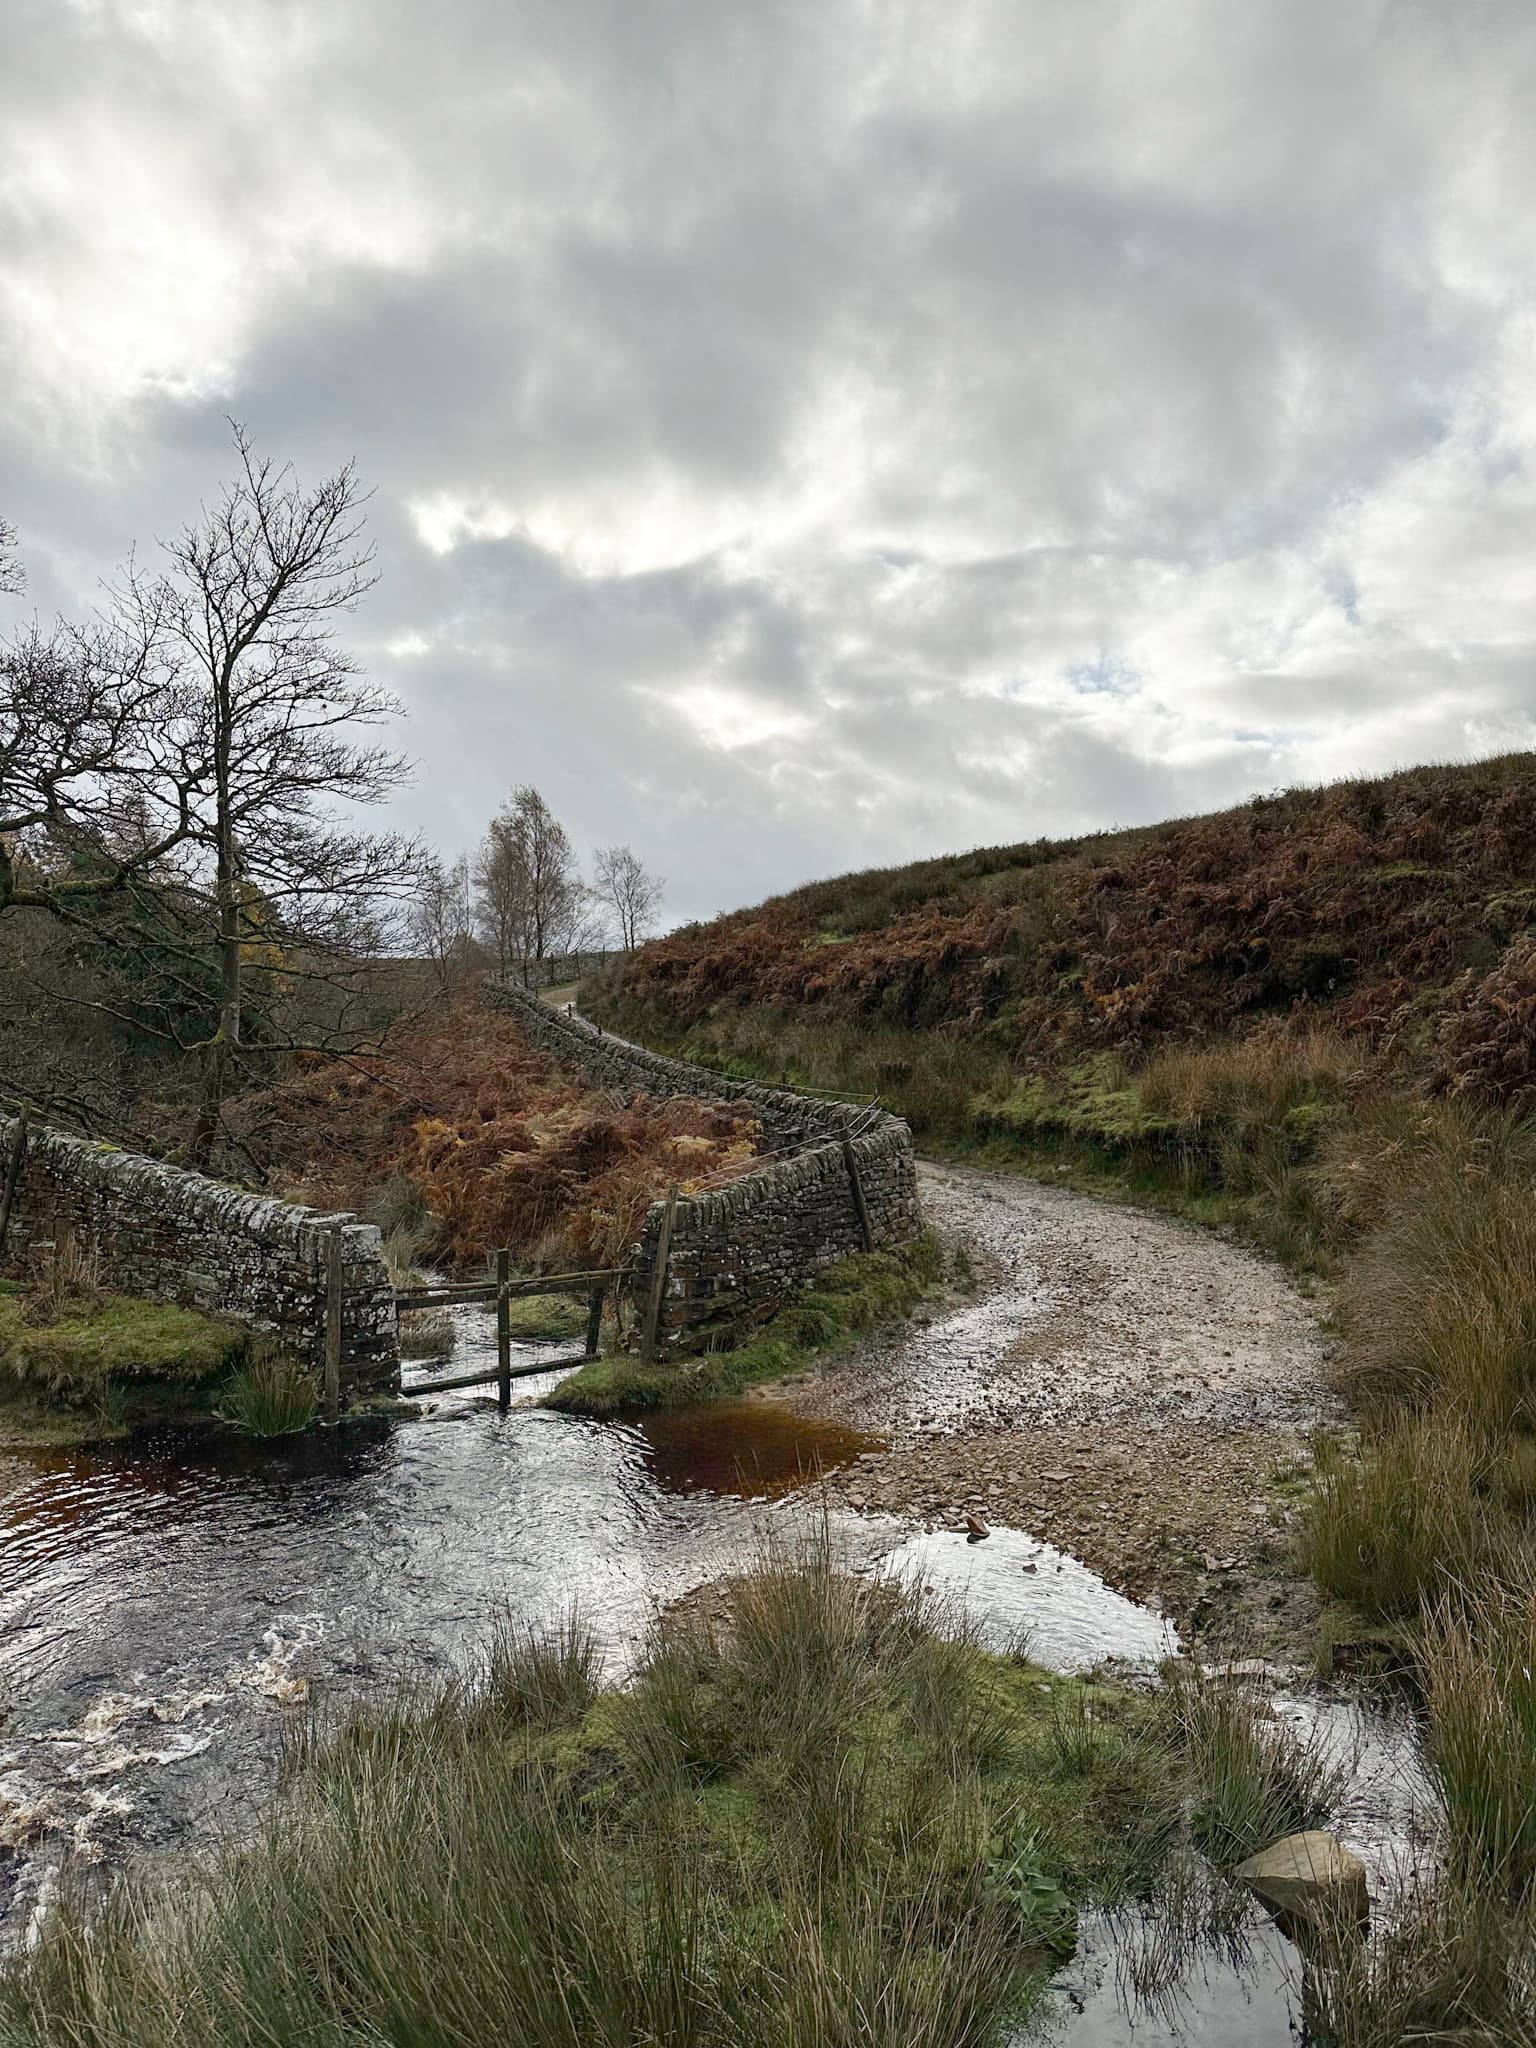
left=546, top=1231, right=950, bottom=1418
left=0, top=1291, right=247, bottom=1398
left=0, top=1289, right=251, bottom=1443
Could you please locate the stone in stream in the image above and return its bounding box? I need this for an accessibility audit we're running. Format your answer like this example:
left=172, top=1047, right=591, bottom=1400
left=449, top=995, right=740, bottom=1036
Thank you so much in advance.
left=1234, top=1831, right=1368, bottom=1933
left=964, top=1513, right=990, bottom=1541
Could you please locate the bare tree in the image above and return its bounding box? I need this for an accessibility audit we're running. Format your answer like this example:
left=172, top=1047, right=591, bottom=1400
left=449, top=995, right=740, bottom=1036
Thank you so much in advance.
left=595, top=844, right=664, bottom=951
left=473, top=786, right=584, bottom=977
left=0, top=517, right=21, bottom=595
left=411, top=854, right=479, bottom=998
left=1, top=443, right=437, bottom=1163
left=1, top=615, right=200, bottom=923
left=123, top=426, right=430, bottom=1161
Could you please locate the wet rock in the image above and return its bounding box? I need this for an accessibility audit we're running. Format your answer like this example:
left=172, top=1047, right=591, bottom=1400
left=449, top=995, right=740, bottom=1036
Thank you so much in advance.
left=1201, top=1657, right=1294, bottom=1686
left=964, top=1513, right=990, bottom=1541
left=1234, top=1831, right=1368, bottom=1931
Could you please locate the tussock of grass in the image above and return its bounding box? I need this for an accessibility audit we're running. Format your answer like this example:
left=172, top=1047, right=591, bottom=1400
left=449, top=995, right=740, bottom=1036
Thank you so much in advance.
left=217, top=1351, right=319, bottom=1437
left=505, top=1292, right=587, bottom=1343
left=1304, top=1874, right=1536, bottom=2047
left=398, top=1308, right=455, bottom=1361
left=1422, top=1579, right=1536, bottom=1900
left=1327, top=1096, right=1536, bottom=1423
left=1169, top=1667, right=1348, bottom=1867
left=546, top=1232, right=947, bottom=1417
left=479, top=1611, right=603, bottom=1731
left=0, top=1291, right=247, bottom=1402
left=1304, top=1421, right=1528, bottom=1621
left=0, top=1536, right=1187, bottom=2048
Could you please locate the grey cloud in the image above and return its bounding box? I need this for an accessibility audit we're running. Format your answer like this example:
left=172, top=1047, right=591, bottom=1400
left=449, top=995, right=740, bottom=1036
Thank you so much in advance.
left=4, top=0, right=1536, bottom=926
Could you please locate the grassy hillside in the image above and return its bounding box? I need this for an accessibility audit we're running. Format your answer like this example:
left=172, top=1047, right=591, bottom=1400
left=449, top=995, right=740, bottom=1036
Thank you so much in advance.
left=590, top=753, right=1536, bottom=1136
left=590, top=757, right=1536, bottom=1920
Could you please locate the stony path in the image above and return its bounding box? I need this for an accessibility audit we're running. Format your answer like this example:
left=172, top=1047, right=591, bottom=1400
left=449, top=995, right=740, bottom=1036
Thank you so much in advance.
left=771, top=1161, right=1340, bottom=1655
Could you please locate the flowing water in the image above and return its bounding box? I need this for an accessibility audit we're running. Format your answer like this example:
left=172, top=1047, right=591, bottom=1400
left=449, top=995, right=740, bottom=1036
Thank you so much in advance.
left=0, top=1307, right=1176, bottom=1947
left=0, top=1295, right=1431, bottom=2041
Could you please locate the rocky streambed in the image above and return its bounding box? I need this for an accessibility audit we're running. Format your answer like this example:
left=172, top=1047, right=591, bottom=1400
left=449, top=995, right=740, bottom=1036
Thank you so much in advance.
left=772, top=1158, right=1340, bottom=1659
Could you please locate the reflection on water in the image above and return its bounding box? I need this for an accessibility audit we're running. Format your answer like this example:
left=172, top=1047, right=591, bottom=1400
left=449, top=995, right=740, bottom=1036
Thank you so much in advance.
left=637, top=1399, right=878, bottom=1497
left=1044, top=1906, right=1302, bottom=2046
left=880, top=1523, right=1178, bottom=1672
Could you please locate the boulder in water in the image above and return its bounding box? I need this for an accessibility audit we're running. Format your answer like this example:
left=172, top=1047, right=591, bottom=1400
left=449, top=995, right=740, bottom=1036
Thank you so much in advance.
left=1234, top=1830, right=1368, bottom=1931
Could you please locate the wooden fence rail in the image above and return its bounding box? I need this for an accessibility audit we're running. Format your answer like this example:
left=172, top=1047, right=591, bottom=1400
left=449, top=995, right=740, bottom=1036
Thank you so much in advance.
left=394, top=1268, right=628, bottom=1311
left=395, top=1258, right=631, bottom=1409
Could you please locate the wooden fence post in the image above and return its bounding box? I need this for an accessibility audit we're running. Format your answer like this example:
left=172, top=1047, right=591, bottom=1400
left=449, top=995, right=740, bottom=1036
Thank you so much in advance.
left=497, top=1247, right=512, bottom=1409
left=842, top=1139, right=875, bottom=1253
left=324, top=1222, right=343, bottom=1422
left=0, top=1104, right=32, bottom=1258
left=639, top=1184, right=679, bottom=1366
left=584, top=1282, right=605, bottom=1360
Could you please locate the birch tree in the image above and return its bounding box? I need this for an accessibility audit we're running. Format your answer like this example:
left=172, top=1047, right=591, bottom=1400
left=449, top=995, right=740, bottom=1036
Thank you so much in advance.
left=474, top=786, right=584, bottom=976
left=594, top=844, right=664, bottom=951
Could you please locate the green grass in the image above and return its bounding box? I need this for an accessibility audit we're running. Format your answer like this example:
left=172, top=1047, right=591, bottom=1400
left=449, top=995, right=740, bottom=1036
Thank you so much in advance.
left=216, top=1351, right=320, bottom=1437
left=546, top=1232, right=949, bottom=1418
left=0, top=1536, right=1198, bottom=2048
left=0, top=1290, right=248, bottom=1401
left=505, top=1292, right=588, bottom=1343
left=1302, top=1875, right=1536, bottom=2047
left=578, top=992, right=1346, bottom=1267
left=582, top=988, right=1014, bottom=1150
left=1303, top=1421, right=1531, bottom=1623
left=1169, top=1666, right=1347, bottom=1867
left=1422, top=1578, right=1536, bottom=1900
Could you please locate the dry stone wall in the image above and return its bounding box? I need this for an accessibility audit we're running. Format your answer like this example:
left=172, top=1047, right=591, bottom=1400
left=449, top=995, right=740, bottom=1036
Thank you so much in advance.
left=0, top=1113, right=397, bottom=1394
left=485, top=981, right=921, bottom=1352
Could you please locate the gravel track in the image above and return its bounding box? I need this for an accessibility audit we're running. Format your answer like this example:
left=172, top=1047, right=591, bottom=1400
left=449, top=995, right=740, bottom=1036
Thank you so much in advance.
left=773, top=1160, right=1339, bottom=1654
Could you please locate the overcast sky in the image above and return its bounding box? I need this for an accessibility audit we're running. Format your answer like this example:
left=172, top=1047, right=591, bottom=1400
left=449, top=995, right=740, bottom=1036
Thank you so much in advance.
left=4, top=1, right=1536, bottom=926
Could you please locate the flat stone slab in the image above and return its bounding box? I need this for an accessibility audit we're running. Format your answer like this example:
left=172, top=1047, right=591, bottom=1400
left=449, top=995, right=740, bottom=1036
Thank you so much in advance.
left=1234, top=1829, right=1368, bottom=1929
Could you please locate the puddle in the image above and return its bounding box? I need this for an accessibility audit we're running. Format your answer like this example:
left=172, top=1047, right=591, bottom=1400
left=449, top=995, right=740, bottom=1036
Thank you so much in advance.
left=636, top=1399, right=878, bottom=1497
left=1043, top=1905, right=1301, bottom=2045
left=873, top=1522, right=1178, bottom=1672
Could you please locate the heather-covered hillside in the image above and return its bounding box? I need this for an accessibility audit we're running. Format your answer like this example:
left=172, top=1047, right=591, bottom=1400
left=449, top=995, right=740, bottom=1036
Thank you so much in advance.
left=593, top=755, right=1536, bottom=1102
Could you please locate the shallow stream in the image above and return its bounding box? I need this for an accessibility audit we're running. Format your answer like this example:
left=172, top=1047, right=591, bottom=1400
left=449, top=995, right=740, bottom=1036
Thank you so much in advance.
left=1, top=1300, right=1431, bottom=2041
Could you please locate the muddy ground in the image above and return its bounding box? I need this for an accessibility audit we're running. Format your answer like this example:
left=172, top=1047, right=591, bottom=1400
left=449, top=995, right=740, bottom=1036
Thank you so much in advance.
left=767, top=1161, right=1339, bottom=1659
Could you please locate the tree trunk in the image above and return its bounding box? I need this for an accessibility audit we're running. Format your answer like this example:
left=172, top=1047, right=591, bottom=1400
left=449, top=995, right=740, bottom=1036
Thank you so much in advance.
left=189, top=860, right=241, bottom=1167
left=190, top=676, right=241, bottom=1169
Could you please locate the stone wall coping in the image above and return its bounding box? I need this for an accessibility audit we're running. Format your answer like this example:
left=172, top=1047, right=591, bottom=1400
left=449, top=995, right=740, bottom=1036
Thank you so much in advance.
left=483, top=979, right=912, bottom=1156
